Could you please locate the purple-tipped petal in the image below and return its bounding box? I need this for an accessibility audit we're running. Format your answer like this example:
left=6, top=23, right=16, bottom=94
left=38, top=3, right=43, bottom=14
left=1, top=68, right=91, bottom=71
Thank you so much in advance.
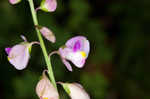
left=39, top=0, right=57, bottom=12
left=5, top=47, right=12, bottom=55
left=6, top=36, right=39, bottom=70
left=7, top=44, right=30, bottom=70
left=39, top=27, right=56, bottom=43
left=9, top=0, right=21, bottom=5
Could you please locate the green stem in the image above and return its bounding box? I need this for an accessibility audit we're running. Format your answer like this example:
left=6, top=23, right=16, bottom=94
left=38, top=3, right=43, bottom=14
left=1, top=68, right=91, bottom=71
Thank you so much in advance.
left=28, top=0, right=57, bottom=89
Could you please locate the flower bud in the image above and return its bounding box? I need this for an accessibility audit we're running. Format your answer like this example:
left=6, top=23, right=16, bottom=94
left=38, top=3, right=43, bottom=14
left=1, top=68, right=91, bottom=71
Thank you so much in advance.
left=37, top=0, right=57, bottom=12
left=60, top=82, right=90, bottom=99
left=5, top=44, right=31, bottom=70
left=5, top=35, right=39, bottom=70
left=36, top=71, right=59, bottom=99
left=36, top=26, right=56, bottom=43
left=9, top=0, right=21, bottom=5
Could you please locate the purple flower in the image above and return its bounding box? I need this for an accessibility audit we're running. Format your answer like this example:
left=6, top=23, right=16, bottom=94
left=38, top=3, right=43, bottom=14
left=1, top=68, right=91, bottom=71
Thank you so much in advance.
left=36, top=26, right=56, bottom=43
left=58, top=36, right=90, bottom=71
left=5, top=35, right=39, bottom=70
left=36, top=70, right=59, bottom=99
left=9, top=0, right=21, bottom=5
left=36, top=0, right=57, bottom=12
left=59, top=82, right=90, bottom=99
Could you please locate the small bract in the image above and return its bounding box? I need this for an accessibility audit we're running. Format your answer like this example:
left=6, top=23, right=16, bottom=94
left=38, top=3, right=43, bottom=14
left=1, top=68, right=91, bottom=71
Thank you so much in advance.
left=5, top=35, right=39, bottom=70
left=9, top=0, right=21, bottom=5
left=60, top=82, right=90, bottom=99
left=59, top=36, right=90, bottom=71
left=36, top=70, right=59, bottom=99
left=37, top=0, right=57, bottom=12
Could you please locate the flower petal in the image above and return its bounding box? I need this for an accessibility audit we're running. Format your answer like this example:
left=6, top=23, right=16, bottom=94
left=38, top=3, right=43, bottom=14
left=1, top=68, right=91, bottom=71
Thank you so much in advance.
left=9, top=0, right=21, bottom=5
left=59, top=47, right=72, bottom=58
left=46, top=0, right=57, bottom=12
left=39, top=0, right=57, bottom=12
left=36, top=70, right=59, bottom=99
left=60, top=82, right=90, bottom=99
left=73, top=40, right=81, bottom=52
left=62, top=58, right=72, bottom=71
left=58, top=36, right=90, bottom=70
left=65, top=51, right=86, bottom=68
left=5, top=47, right=12, bottom=55
left=83, top=39, right=90, bottom=58
left=65, top=36, right=90, bottom=57
left=7, top=44, right=30, bottom=70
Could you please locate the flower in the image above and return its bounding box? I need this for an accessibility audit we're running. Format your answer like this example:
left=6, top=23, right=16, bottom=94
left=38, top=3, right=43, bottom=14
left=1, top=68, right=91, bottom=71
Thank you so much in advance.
left=9, top=0, right=21, bottom=5
left=36, top=70, right=59, bottom=99
left=58, top=36, right=90, bottom=71
left=60, top=82, right=90, bottom=99
left=36, top=0, right=57, bottom=12
left=5, top=35, right=39, bottom=70
left=36, top=25, right=56, bottom=43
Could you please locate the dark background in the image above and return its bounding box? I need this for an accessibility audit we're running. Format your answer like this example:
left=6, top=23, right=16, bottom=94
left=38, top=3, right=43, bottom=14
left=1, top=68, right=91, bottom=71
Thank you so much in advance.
left=0, top=0, right=150, bottom=99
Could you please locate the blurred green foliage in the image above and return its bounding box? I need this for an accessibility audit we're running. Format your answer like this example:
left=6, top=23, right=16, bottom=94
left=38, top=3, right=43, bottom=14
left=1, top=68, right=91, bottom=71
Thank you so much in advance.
left=0, top=0, right=150, bottom=99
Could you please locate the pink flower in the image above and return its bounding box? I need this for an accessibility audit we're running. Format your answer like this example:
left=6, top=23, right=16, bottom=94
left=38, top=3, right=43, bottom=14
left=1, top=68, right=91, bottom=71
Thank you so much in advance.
left=36, top=70, right=59, bottom=99
left=58, top=36, right=90, bottom=71
left=5, top=35, right=39, bottom=70
left=9, top=0, right=21, bottom=5
left=60, top=82, right=90, bottom=99
left=36, top=0, right=57, bottom=12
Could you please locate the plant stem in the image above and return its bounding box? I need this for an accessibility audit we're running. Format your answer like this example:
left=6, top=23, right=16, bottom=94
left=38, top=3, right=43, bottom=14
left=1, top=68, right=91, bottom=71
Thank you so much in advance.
left=28, top=0, right=57, bottom=89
